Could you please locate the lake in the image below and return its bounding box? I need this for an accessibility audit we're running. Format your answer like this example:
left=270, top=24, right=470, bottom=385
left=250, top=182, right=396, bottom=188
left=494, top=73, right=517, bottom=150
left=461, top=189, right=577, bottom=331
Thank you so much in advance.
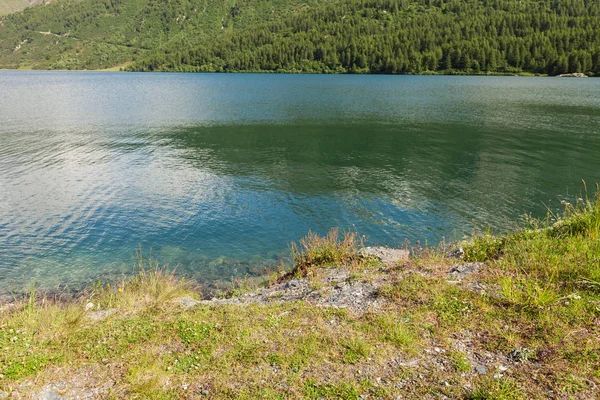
left=0, top=72, right=599, bottom=294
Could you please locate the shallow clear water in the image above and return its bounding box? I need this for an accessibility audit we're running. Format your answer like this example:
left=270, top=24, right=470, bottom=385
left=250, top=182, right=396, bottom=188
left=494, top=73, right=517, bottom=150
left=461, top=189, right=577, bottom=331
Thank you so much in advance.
left=0, top=72, right=599, bottom=293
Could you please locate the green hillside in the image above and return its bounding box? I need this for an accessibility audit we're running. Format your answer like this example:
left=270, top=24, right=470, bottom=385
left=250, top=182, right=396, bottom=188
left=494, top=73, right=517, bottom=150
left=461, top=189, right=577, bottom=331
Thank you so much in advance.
left=1, top=0, right=600, bottom=75
left=0, top=0, right=320, bottom=70
left=0, top=0, right=52, bottom=17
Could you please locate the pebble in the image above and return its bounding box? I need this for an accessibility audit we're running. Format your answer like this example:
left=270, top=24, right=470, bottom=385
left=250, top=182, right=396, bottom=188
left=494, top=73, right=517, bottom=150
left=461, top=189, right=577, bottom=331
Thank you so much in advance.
left=475, top=365, right=488, bottom=375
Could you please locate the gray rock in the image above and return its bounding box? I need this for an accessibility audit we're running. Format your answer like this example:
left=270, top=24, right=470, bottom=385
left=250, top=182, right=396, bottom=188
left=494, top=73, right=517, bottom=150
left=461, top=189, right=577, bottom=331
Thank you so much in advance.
left=508, top=347, right=535, bottom=362
left=360, top=246, right=409, bottom=265
left=37, top=385, right=66, bottom=400
left=475, top=364, right=488, bottom=375
left=448, top=263, right=483, bottom=279
left=286, top=280, right=301, bottom=288
left=0, top=392, right=8, bottom=399
left=327, top=269, right=350, bottom=282
left=41, top=392, right=65, bottom=400
left=447, top=247, right=464, bottom=259
left=85, top=308, right=117, bottom=322
left=174, top=296, right=201, bottom=309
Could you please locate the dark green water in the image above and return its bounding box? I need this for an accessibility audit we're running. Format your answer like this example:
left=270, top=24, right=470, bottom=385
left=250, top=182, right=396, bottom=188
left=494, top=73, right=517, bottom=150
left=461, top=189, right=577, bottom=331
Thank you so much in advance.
left=0, top=72, right=599, bottom=293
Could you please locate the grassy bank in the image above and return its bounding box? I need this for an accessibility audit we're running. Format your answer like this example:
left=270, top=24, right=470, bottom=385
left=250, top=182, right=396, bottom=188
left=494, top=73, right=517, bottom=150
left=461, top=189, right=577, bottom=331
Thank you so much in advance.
left=1, top=193, right=599, bottom=399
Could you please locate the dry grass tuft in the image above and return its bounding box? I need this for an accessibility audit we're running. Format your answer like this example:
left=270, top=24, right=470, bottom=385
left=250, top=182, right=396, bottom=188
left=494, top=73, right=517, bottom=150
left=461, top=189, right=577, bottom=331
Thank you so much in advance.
left=281, top=228, right=361, bottom=281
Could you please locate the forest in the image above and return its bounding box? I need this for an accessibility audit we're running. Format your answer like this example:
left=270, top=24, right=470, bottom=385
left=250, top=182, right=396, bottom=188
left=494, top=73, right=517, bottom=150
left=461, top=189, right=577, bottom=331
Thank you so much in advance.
left=0, top=0, right=599, bottom=75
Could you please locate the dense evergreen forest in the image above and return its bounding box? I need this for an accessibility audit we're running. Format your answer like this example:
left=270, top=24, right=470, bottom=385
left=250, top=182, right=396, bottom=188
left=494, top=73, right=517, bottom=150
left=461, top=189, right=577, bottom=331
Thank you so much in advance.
left=1, top=0, right=599, bottom=75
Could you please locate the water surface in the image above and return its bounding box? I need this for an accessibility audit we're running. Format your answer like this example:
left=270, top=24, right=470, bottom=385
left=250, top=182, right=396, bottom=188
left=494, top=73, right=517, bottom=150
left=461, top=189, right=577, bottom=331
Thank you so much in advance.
left=1, top=72, right=599, bottom=292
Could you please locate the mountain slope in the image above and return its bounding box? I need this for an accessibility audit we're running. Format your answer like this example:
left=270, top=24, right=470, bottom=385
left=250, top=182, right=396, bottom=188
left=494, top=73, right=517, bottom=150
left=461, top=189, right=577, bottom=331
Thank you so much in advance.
left=0, top=0, right=54, bottom=16
left=1, top=0, right=599, bottom=75
left=0, top=0, right=321, bottom=70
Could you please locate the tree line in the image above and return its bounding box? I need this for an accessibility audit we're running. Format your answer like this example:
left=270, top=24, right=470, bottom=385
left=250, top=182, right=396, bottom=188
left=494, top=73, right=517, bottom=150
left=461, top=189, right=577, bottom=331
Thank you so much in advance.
left=1, top=0, right=599, bottom=75
left=131, top=0, right=600, bottom=75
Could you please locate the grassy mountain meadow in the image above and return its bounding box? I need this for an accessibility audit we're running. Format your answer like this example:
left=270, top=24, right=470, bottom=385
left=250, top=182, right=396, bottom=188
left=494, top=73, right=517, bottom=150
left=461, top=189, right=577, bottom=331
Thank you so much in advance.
left=0, top=0, right=599, bottom=74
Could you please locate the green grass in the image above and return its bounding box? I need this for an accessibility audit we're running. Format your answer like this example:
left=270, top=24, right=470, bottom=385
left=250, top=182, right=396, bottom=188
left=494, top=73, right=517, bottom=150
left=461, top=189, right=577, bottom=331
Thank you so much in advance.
left=449, top=350, right=471, bottom=373
left=467, top=377, right=524, bottom=400
left=1, top=192, right=600, bottom=398
left=286, top=227, right=361, bottom=278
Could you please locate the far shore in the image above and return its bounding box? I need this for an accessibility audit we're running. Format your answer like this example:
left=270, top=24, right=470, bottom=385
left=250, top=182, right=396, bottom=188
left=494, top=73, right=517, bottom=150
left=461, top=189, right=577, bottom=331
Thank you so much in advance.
left=2, top=67, right=596, bottom=77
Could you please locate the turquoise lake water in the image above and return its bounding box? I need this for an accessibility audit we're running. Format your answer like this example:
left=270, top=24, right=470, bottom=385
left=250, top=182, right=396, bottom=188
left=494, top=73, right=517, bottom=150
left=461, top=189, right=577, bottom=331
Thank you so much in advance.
left=0, top=72, right=599, bottom=293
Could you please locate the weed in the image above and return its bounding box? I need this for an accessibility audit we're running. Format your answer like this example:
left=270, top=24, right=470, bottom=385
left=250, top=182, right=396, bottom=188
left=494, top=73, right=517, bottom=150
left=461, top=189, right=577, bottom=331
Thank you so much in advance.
left=372, top=314, right=418, bottom=351
left=303, top=379, right=361, bottom=400
left=177, top=320, right=216, bottom=346
left=467, top=377, right=524, bottom=400
left=286, top=228, right=360, bottom=278
left=341, top=337, right=371, bottom=364
left=463, top=232, right=505, bottom=262
left=448, top=350, right=471, bottom=373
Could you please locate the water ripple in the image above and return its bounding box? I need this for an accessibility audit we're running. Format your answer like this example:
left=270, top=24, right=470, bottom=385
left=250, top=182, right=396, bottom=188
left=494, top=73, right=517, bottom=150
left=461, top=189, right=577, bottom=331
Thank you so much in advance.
left=1, top=72, right=599, bottom=293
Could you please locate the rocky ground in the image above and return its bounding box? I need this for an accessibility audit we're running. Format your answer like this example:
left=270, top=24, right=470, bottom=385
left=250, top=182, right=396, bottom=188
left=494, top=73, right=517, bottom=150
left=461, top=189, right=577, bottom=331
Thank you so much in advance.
left=2, top=247, right=491, bottom=400
left=2, top=233, right=599, bottom=399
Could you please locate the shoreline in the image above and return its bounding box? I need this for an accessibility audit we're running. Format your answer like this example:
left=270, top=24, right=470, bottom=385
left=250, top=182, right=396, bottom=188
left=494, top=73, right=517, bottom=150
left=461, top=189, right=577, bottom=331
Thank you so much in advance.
left=1, top=67, right=595, bottom=77
left=1, top=195, right=599, bottom=398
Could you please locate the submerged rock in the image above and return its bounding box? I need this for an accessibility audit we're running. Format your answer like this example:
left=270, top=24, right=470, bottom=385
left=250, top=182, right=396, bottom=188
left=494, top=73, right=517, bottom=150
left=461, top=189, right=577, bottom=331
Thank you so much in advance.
left=360, top=246, right=409, bottom=265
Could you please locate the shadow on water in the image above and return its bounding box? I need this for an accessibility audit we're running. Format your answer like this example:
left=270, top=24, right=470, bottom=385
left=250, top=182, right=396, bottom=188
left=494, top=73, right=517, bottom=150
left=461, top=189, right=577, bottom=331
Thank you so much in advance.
left=160, top=119, right=598, bottom=225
